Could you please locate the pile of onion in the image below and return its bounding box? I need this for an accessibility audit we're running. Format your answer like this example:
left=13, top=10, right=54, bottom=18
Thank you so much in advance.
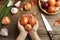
left=41, top=0, right=60, bottom=13
left=20, top=14, right=36, bottom=31
left=48, top=0, right=60, bottom=13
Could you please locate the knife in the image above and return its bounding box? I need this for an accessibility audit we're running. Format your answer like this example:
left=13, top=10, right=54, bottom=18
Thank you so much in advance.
left=41, top=13, right=54, bottom=40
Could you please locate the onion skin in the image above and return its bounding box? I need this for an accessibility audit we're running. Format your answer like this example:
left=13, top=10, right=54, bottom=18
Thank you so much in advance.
left=48, top=0, right=56, bottom=6
left=28, top=17, right=36, bottom=26
left=20, top=16, right=28, bottom=25
left=42, top=2, right=49, bottom=9
left=25, top=24, right=32, bottom=31
left=55, top=1, right=60, bottom=7
left=48, top=6, right=55, bottom=13
left=1, top=16, right=11, bottom=25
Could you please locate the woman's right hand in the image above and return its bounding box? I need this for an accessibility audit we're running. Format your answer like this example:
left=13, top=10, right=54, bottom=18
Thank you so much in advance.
left=18, top=20, right=28, bottom=33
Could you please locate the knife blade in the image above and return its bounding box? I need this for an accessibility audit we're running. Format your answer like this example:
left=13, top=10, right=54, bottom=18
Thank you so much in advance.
left=41, top=13, right=54, bottom=40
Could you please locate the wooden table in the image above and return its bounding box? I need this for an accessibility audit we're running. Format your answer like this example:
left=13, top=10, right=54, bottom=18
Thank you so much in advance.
left=0, top=0, right=60, bottom=40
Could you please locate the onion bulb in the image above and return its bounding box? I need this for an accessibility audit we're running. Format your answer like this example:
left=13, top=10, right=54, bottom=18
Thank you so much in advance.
left=48, top=6, right=55, bottom=13
left=42, top=2, right=49, bottom=9
left=11, top=7, right=18, bottom=14
left=54, top=19, right=60, bottom=26
left=24, top=3, right=32, bottom=10
left=55, top=1, right=60, bottom=7
left=1, top=16, right=11, bottom=25
left=48, top=0, right=56, bottom=6
left=0, top=28, right=8, bottom=36
left=25, top=24, right=32, bottom=31
left=28, top=17, right=36, bottom=26
left=20, top=16, right=28, bottom=25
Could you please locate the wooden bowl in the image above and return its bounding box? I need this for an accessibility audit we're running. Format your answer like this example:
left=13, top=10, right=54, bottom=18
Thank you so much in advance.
left=38, top=0, right=60, bottom=15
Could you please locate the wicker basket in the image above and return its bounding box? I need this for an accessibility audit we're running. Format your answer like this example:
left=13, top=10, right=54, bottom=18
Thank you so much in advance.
left=38, top=0, right=60, bottom=15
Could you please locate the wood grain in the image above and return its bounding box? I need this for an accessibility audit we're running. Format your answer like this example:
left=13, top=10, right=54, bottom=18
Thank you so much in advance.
left=0, top=0, right=60, bottom=40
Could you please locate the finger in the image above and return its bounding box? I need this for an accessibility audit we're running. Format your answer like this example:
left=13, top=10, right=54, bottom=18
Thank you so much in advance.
left=18, top=21, right=25, bottom=32
left=22, top=14, right=27, bottom=17
left=32, top=19, right=39, bottom=32
left=18, top=21, right=23, bottom=27
left=35, top=19, right=39, bottom=27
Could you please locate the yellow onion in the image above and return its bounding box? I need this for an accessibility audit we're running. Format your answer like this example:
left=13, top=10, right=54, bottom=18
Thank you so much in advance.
left=48, top=6, right=55, bottom=13
left=24, top=3, right=32, bottom=10
left=25, top=24, right=32, bottom=31
left=1, top=16, right=11, bottom=25
left=56, top=1, right=60, bottom=7
left=28, top=17, right=36, bottom=26
left=20, top=16, right=28, bottom=25
left=48, top=0, right=56, bottom=6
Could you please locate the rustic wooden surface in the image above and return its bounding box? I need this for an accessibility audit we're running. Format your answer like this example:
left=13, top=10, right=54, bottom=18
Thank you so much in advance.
left=0, top=0, right=60, bottom=40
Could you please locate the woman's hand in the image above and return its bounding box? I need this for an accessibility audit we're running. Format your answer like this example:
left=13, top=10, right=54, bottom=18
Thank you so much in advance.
left=31, top=19, right=39, bottom=32
left=16, top=14, right=41, bottom=40
left=16, top=20, right=28, bottom=40
left=29, top=18, right=41, bottom=40
left=18, top=20, right=28, bottom=33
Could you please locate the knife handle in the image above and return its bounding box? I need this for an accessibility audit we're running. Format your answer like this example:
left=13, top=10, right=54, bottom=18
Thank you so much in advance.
left=48, top=31, right=54, bottom=40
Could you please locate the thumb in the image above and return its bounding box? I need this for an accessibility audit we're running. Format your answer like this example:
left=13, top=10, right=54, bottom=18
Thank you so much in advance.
left=32, top=19, right=39, bottom=32
left=18, top=21, right=25, bottom=32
